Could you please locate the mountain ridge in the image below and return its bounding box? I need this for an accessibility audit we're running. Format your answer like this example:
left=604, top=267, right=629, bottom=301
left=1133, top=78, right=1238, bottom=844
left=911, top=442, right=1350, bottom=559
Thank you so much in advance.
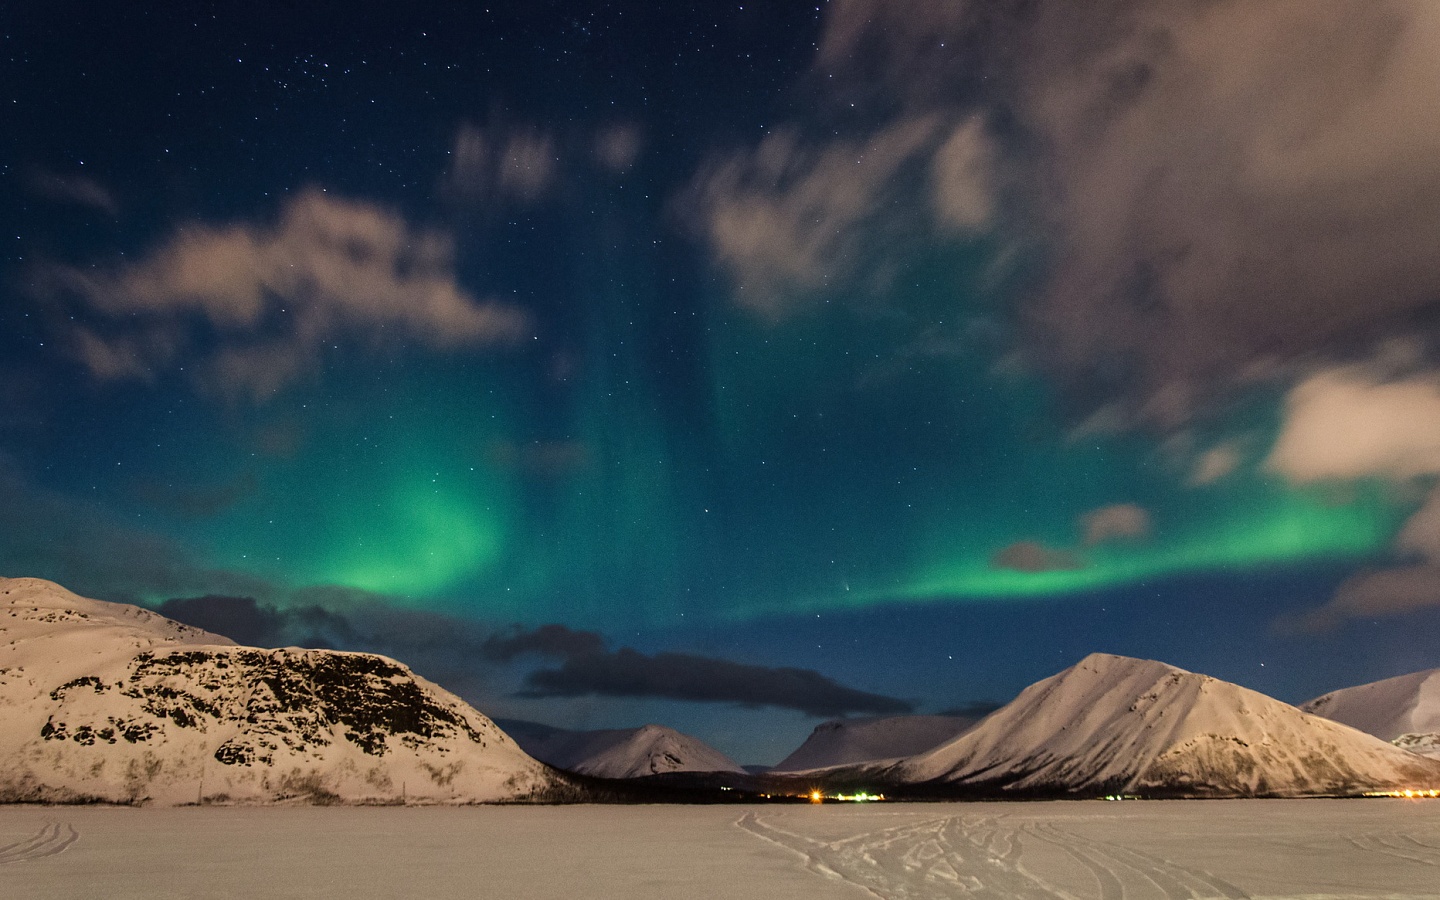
left=771, top=714, right=978, bottom=772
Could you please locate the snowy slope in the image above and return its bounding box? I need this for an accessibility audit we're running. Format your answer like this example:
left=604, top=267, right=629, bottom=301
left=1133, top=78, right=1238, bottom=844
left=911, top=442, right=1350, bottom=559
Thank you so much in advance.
left=1302, top=669, right=1440, bottom=758
left=872, top=653, right=1440, bottom=797
left=771, top=715, right=977, bottom=772
left=0, top=577, right=559, bottom=804
left=495, top=720, right=745, bottom=779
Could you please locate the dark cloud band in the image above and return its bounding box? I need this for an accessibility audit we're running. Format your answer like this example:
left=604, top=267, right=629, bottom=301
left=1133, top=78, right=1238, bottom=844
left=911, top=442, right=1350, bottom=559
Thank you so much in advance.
left=489, top=624, right=913, bottom=718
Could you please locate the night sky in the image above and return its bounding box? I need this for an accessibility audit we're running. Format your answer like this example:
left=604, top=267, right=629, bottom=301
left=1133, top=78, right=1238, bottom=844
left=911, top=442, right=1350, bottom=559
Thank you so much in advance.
left=6, top=0, right=1440, bottom=764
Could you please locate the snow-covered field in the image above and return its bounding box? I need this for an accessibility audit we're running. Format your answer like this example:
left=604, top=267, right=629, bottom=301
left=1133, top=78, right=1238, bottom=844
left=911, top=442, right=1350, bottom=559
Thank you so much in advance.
left=2, top=800, right=1438, bottom=898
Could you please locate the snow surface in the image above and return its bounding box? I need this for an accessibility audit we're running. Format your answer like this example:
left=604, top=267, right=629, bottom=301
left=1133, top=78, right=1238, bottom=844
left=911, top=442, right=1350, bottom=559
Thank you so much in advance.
left=496, top=719, right=745, bottom=778
left=0, top=577, right=558, bottom=805
left=1303, top=668, right=1440, bottom=759
left=771, top=715, right=977, bottom=772
left=4, top=800, right=1440, bottom=898
left=876, top=652, right=1440, bottom=796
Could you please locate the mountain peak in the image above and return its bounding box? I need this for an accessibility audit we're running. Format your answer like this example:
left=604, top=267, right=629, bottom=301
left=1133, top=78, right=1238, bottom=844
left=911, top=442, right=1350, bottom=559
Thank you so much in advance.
left=499, top=720, right=744, bottom=779
left=885, top=653, right=1440, bottom=797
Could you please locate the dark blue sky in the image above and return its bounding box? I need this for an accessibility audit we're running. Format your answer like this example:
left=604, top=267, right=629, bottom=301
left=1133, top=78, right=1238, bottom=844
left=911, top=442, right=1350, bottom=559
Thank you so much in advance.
left=6, top=0, right=1440, bottom=763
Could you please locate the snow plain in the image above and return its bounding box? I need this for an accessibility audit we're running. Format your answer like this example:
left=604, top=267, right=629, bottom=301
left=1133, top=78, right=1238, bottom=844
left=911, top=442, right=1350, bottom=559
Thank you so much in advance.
left=2, top=800, right=1439, bottom=898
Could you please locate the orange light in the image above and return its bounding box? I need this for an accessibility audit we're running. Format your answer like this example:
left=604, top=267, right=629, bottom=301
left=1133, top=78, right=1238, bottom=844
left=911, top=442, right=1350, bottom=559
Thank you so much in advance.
left=810, top=790, right=823, bottom=804
left=1362, top=788, right=1440, bottom=799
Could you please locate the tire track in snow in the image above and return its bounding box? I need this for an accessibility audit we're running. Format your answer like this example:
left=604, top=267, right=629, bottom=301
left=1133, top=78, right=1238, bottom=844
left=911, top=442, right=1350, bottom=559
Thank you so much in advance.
left=0, top=822, right=79, bottom=865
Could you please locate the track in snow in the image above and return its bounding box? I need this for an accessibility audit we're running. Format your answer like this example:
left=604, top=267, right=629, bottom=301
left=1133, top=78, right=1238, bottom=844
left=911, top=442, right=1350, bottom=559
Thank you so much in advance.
left=0, top=822, right=79, bottom=865
left=737, top=812, right=1247, bottom=899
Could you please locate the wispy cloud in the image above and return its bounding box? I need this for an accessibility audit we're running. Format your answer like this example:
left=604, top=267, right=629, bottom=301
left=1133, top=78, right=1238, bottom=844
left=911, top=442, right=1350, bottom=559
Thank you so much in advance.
left=991, top=540, right=1083, bottom=574
left=26, top=169, right=119, bottom=216
left=445, top=124, right=558, bottom=204
left=687, top=114, right=996, bottom=319
left=1080, top=503, right=1153, bottom=547
left=1189, top=442, right=1244, bottom=486
left=44, top=189, right=529, bottom=401
left=594, top=124, right=643, bottom=174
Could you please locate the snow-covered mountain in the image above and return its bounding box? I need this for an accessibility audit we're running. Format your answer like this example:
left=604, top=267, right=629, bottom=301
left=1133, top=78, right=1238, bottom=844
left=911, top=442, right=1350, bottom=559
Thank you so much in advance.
left=0, top=576, right=560, bottom=805
left=1302, top=668, right=1440, bottom=758
left=771, top=715, right=977, bottom=772
left=866, top=653, right=1440, bottom=797
left=495, top=719, right=745, bottom=779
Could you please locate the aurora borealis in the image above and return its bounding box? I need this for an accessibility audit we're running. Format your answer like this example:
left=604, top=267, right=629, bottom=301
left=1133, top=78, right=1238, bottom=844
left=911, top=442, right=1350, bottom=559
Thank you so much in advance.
left=7, top=1, right=1440, bottom=763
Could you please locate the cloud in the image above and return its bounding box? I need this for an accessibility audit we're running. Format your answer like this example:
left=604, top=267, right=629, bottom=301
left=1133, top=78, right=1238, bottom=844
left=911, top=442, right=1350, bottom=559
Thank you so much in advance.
left=154, top=595, right=295, bottom=647
left=990, top=505, right=1151, bottom=577
left=687, top=114, right=995, bottom=318
left=487, top=624, right=912, bottom=717
left=155, top=590, right=467, bottom=656
left=45, top=189, right=529, bottom=401
left=594, top=125, right=643, bottom=174
left=991, top=540, right=1083, bottom=573
left=1267, top=367, right=1440, bottom=483
left=1396, top=486, right=1440, bottom=559
left=1275, top=558, right=1440, bottom=634
left=1189, top=441, right=1243, bottom=486
left=522, top=649, right=914, bottom=718
left=1013, top=0, right=1440, bottom=423
left=1279, top=483, right=1440, bottom=632
left=152, top=586, right=515, bottom=698
left=482, top=623, right=607, bottom=662
left=790, top=0, right=1440, bottom=423
left=930, top=117, right=996, bottom=230
left=1267, top=364, right=1440, bottom=629
left=159, top=604, right=912, bottom=717
left=26, top=169, right=119, bottom=216
left=445, top=125, right=557, bottom=204
left=1079, top=503, right=1153, bottom=547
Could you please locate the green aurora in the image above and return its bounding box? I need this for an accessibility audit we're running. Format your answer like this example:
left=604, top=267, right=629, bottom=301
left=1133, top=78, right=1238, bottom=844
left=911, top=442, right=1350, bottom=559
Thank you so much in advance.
left=179, top=324, right=1407, bottom=628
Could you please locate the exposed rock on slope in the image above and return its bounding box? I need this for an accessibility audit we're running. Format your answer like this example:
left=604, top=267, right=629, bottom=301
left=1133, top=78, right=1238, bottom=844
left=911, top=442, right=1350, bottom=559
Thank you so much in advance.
left=871, top=653, right=1440, bottom=797
left=495, top=719, right=745, bottom=779
left=0, top=577, right=559, bottom=804
left=1303, top=668, right=1440, bottom=759
left=771, top=715, right=977, bottom=772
